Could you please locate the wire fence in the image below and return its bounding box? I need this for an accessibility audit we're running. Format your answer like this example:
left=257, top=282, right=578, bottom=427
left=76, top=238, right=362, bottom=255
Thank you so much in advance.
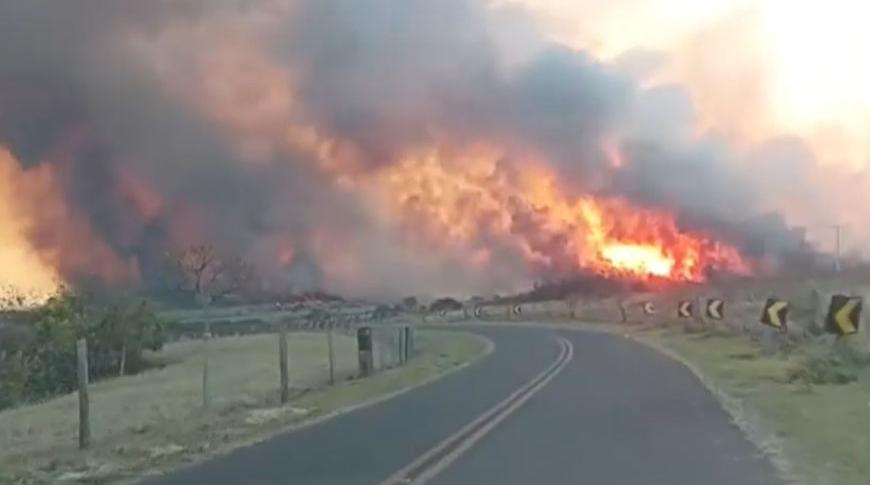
left=0, top=308, right=418, bottom=461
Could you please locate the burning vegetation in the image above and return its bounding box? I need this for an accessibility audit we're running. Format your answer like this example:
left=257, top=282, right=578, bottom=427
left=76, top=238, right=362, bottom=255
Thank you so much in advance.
left=0, top=0, right=812, bottom=304
left=369, top=145, right=749, bottom=282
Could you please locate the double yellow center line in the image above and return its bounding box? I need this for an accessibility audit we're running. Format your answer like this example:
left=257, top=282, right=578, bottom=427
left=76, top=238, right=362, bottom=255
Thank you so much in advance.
left=380, top=336, right=574, bottom=485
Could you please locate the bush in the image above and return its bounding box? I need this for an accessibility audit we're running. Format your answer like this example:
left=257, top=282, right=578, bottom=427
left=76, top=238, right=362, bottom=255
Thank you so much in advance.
left=0, top=352, right=29, bottom=409
left=429, top=298, right=462, bottom=313
left=787, top=345, right=869, bottom=386
left=0, top=292, right=167, bottom=409
left=88, top=298, right=166, bottom=377
left=20, top=294, right=86, bottom=400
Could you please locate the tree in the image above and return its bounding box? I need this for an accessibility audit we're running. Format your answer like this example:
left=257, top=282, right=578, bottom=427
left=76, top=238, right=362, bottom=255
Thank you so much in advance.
left=91, top=298, right=165, bottom=376
left=373, top=304, right=394, bottom=321
left=0, top=291, right=167, bottom=409
left=429, top=297, right=462, bottom=313
left=401, top=296, right=419, bottom=311
left=165, top=244, right=255, bottom=303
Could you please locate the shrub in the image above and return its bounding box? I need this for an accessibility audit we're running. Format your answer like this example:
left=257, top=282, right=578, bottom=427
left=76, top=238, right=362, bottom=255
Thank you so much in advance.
left=429, top=298, right=462, bottom=313
left=0, top=352, right=29, bottom=408
left=787, top=345, right=869, bottom=386
left=0, top=292, right=167, bottom=409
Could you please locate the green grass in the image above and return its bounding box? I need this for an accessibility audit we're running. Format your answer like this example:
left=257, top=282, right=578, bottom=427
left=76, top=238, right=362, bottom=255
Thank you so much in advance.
left=293, top=329, right=490, bottom=415
left=0, top=330, right=487, bottom=484
left=634, top=327, right=870, bottom=485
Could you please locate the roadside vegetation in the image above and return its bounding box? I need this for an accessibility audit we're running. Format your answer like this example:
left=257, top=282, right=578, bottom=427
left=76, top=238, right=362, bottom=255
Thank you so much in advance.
left=0, top=293, right=167, bottom=410
left=0, top=241, right=491, bottom=484
left=633, top=327, right=870, bottom=485
left=0, top=329, right=487, bottom=484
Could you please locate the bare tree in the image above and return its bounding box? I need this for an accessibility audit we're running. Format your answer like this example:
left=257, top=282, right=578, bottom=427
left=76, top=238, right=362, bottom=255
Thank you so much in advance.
left=166, top=244, right=255, bottom=303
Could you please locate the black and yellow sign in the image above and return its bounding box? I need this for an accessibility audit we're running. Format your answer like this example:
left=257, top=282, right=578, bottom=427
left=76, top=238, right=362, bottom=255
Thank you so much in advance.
left=760, top=298, right=788, bottom=329
left=642, top=302, right=657, bottom=315
left=473, top=306, right=483, bottom=318
left=825, top=295, right=862, bottom=336
left=706, top=299, right=725, bottom=320
left=677, top=301, right=693, bottom=318
left=512, top=304, right=522, bottom=316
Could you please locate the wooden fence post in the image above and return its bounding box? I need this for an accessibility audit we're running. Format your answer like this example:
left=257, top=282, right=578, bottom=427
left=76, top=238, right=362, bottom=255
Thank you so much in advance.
left=357, top=327, right=373, bottom=377
left=327, top=329, right=335, bottom=385
left=377, top=329, right=386, bottom=371
left=279, top=322, right=289, bottom=404
left=118, top=343, right=127, bottom=377
left=396, top=327, right=405, bottom=365
left=697, top=296, right=710, bottom=331
left=618, top=301, right=628, bottom=324
left=202, top=321, right=211, bottom=409
left=76, top=338, right=90, bottom=449
left=408, top=327, right=416, bottom=358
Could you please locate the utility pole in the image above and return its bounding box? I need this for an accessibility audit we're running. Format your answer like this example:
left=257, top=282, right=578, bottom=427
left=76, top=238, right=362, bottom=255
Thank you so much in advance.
left=831, top=224, right=844, bottom=273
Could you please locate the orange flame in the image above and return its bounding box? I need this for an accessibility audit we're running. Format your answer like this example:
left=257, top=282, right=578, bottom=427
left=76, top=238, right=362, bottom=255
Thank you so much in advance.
left=0, top=144, right=142, bottom=306
left=152, top=35, right=752, bottom=288
left=367, top=144, right=749, bottom=283
left=0, top=147, right=62, bottom=305
left=601, top=245, right=674, bottom=277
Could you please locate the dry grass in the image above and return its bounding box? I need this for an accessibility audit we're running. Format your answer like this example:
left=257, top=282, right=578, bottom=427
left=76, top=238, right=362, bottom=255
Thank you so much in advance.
left=0, top=330, right=486, bottom=484
left=0, top=333, right=356, bottom=480
left=634, top=327, right=870, bottom=485
left=292, top=329, right=490, bottom=415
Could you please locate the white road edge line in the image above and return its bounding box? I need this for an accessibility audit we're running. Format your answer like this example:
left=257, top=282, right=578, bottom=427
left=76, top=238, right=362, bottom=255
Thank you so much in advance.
left=379, top=336, right=574, bottom=485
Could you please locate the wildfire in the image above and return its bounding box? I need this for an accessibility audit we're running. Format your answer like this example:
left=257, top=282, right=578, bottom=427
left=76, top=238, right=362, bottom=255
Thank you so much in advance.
left=368, top=144, right=749, bottom=283
left=0, top=144, right=142, bottom=307
left=0, top=147, right=62, bottom=306
left=140, top=24, right=753, bottom=291
left=601, top=245, right=674, bottom=277
left=0, top=10, right=755, bottom=300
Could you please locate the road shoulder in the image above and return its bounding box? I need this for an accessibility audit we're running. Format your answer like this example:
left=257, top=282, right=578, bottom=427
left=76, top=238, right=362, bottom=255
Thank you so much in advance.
left=128, top=330, right=491, bottom=485
left=0, top=330, right=490, bottom=485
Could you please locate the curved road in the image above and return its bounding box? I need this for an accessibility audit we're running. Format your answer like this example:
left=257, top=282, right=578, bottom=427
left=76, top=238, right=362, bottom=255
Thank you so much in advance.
left=141, top=325, right=781, bottom=485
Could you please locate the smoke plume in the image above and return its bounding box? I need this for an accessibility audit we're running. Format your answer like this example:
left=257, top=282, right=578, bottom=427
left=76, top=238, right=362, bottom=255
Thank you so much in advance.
left=0, top=0, right=807, bottom=298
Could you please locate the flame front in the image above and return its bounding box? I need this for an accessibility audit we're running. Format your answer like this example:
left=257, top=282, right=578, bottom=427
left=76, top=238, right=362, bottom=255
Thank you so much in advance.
left=367, top=144, right=749, bottom=283
left=0, top=148, right=62, bottom=305
left=600, top=245, right=674, bottom=277
left=0, top=145, right=139, bottom=307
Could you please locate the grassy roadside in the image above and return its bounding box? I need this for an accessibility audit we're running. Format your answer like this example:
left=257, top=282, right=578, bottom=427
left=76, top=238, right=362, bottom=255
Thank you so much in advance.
left=0, top=330, right=488, bottom=485
left=628, top=325, right=870, bottom=485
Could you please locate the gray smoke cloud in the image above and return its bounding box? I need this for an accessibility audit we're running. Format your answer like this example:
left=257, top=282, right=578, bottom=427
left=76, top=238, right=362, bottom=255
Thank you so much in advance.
left=0, top=0, right=809, bottom=298
left=279, top=0, right=804, bottom=259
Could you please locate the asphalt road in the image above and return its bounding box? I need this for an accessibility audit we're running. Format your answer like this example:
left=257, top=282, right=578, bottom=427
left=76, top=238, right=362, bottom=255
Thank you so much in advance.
left=140, top=325, right=782, bottom=485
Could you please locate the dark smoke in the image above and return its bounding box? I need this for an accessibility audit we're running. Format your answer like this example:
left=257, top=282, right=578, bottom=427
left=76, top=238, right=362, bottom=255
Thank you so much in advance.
left=279, top=0, right=804, bottom=261
left=0, top=0, right=808, bottom=297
